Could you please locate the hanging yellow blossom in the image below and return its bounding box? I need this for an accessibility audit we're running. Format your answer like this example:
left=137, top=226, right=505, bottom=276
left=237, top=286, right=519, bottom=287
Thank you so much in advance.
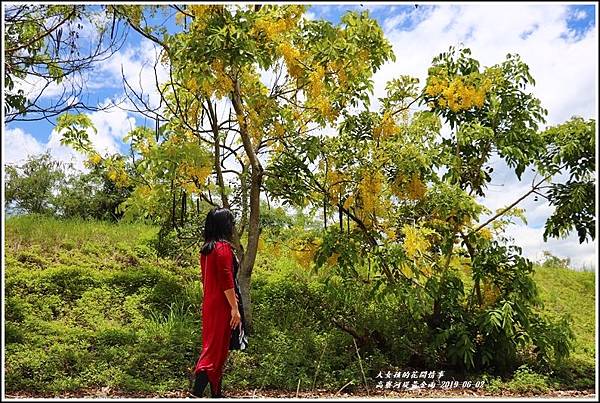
left=211, top=59, right=233, bottom=99
left=479, top=227, right=493, bottom=241
left=273, top=122, right=285, bottom=138
left=400, top=262, right=413, bottom=279
left=384, top=228, right=396, bottom=240
left=179, top=163, right=212, bottom=186
left=326, top=252, right=340, bottom=267
left=357, top=170, right=384, bottom=225
left=187, top=5, right=223, bottom=30
left=425, top=71, right=492, bottom=112
left=401, top=224, right=431, bottom=259
left=343, top=194, right=354, bottom=210
left=307, top=65, right=325, bottom=98
left=252, top=17, right=289, bottom=41
left=107, top=168, right=130, bottom=189
left=89, top=153, right=102, bottom=166
left=420, top=263, right=433, bottom=278
left=279, top=42, right=302, bottom=79
left=406, top=173, right=427, bottom=200
left=373, top=111, right=397, bottom=140
left=481, top=279, right=501, bottom=308
left=310, top=95, right=337, bottom=123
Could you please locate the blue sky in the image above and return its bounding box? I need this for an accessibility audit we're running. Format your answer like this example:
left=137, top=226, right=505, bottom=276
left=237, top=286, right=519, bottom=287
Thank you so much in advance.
left=4, top=2, right=598, bottom=269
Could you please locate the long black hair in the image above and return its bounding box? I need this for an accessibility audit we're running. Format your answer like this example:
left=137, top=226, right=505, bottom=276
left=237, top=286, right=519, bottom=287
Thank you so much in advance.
left=201, top=207, right=235, bottom=255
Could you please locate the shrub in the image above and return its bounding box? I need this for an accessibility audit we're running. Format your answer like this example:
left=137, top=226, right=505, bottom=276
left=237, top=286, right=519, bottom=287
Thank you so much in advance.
left=505, top=364, right=553, bottom=394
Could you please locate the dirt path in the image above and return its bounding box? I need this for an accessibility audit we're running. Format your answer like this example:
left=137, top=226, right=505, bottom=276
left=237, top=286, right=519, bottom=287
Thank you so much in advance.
left=4, top=387, right=596, bottom=399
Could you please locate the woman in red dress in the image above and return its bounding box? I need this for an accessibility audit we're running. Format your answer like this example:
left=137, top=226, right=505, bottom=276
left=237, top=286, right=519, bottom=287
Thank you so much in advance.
left=191, top=208, right=241, bottom=398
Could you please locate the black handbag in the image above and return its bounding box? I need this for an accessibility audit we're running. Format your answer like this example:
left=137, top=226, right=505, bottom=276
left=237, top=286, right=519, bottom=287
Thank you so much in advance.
left=229, top=252, right=248, bottom=351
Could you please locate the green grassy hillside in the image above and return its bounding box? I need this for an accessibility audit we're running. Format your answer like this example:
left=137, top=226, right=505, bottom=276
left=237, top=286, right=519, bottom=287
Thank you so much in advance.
left=3, top=215, right=596, bottom=394
left=531, top=265, right=596, bottom=389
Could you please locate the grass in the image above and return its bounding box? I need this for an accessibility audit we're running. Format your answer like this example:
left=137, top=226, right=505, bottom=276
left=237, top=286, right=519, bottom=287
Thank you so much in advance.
left=5, top=213, right=157, bottom=250
left=532, top=265, right=595, bottom=362
left=531, top=264, right=596, bottom=389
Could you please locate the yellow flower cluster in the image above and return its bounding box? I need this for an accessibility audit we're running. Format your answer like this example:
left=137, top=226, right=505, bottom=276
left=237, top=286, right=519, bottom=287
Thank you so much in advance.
left=419, top=263, right=433, bottom=278
left=384, top=227, right=396, bottom=240
left=355, top=49, right=370, bottom=64
left=273, top=122, right=285, bottom=138
left=138, top=142, right=151, bottom=156
left=89, top=153, right=102, bottom=165
left=252, top=18, right=291, bottom=41
left=198, top=79, right=213, bottom=97
left=307, top=65, right=325, bottom=99
left=246, top=108, right=265, bottom=145
left=326, top=252, right=340, bottom=267
left=391, top=173, right=426, bottom=200
left=186, top=77, right=198, bottom=92
left=187, top=5, right=223, bottom=30
left=479, top=227, right=493, bottom=241
left=278, top=42, right=302, bottom=79
left=178, top=163, right=212, bottom=186
left=181, top=182, right=199, bottom=195
left=305, top=80, right=337, bottom=123
left=357, top=171, right=384, bottom=223
left=373, top=112, right=397, bottom=140
left=312, top=96, right=337, bottom=123
left=107, top=168, right=130, bottom=188
left=401, top=225, right=431, bottom=259
left=138, top=186, right=152, bottom=198
left=425, top=74, right=491, bottom=112
left=343, top=194, right=354, bottom=210
left=406, top=174, right=427, bottom=200
left=326, top=170, right=346, bottom=205
left=481, top=279, right=500, bottom=308
left=211, top=59, right=233, bottom=99
left=292, top=239, right=320, bottom=268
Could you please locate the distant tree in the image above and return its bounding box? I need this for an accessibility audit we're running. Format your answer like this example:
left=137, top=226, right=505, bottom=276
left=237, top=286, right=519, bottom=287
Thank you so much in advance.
left=54, top=161, right=134, bottom=221
left=541, top=251, right=571, bottom=269
left=4, top=150, right=133, bottom=220
left=4, top=152, right=64, bottom=214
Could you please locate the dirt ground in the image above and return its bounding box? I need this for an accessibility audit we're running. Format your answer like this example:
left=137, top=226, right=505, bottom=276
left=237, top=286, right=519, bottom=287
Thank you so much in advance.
left=4, top=387, right=596, bottom=399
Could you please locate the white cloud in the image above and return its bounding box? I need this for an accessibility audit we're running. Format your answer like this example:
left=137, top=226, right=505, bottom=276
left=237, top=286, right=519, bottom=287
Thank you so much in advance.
left=304, top=10, right=316, bottom=21
left=572, top=9, right=587, bottom=21
left=502, top=224, right=596, bottom=270
left=12, top=75, right=66, bottom=102
left=383, top=12, right=410, bottom=33
left=3, top=128, right=44, bottom=165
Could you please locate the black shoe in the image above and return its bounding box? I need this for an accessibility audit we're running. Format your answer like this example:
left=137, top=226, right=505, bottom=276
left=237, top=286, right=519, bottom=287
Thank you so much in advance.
left=210, top=380, right=224, bottom=398
left=191, top=370, right=209, bottom=398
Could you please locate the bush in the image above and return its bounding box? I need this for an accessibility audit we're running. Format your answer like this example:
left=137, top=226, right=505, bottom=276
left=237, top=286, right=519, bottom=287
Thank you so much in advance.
left=505, top=364, right=553, bottom=394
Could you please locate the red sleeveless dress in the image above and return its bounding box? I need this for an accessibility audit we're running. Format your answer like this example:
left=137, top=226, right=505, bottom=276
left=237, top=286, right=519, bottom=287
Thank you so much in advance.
left=194, top=241, right=235, bottom=391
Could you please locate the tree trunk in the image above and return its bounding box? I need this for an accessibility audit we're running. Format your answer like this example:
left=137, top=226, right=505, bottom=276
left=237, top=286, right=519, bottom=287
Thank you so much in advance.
left=231, top=78, right=263, bottom=334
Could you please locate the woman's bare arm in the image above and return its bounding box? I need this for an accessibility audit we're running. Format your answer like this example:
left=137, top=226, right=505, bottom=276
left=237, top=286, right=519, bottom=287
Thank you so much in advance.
left=224, top=288, right=241, bottom=329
